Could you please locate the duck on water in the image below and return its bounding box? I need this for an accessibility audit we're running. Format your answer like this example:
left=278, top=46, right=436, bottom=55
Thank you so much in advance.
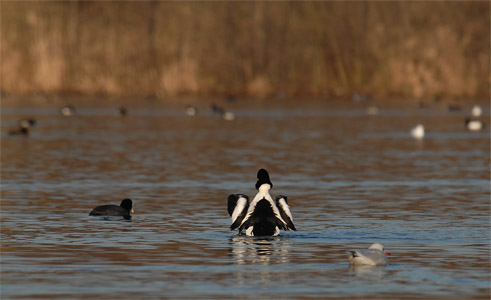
left=89, top=198, right=134, bottom=219
left=227, top=169, right=296, bottom=236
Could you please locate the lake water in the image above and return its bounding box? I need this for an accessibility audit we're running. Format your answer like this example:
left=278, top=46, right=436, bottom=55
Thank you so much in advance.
left=1, top=101, right=489, bottom=299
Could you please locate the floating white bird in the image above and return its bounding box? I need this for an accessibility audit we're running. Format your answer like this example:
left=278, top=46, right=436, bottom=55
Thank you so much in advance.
left=222, top=111, right=235, bottom=121
left=348, top=243, right=390, bottom=266
left=465, top=118, right=484, bottom=131
left=185, top=105, right=198, bottom=116
left=227, top=169, right=296, bottom=236
left=18, top=118, right=37, bottom=128
left=366, top=106, right=379, bottom=115
left=60, top=105, right=75, bottom=116
left=410, top=124, right=425, bottom=139
left=471, top=105, right=482, bottom=117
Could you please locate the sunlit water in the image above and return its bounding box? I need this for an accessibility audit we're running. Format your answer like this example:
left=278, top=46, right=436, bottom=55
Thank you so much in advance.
left=1, top=102, right=489, bottom=299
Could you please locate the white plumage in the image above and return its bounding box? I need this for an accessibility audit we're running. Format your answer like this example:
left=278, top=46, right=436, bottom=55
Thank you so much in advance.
left=348, top=243, right=390, bottom=266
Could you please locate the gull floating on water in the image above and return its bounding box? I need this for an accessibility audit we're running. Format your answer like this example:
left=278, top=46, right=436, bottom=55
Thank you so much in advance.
left=222, top=111, right=235, bottom=121
left=471, top=105, right=482, bottom=117
left=410, top=124, right=425, bottom=139
left=60, top=105, right=76, bottom=116
left=347, top=243, right=390, bottom=266
left=186, top=105, right=198, bottom=116
left=465, top=118, right=484, bottom=131
left=365, top=106, right=379, bottom=115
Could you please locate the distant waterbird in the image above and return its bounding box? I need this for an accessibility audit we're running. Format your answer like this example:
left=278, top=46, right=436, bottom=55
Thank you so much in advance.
left=465, top=118, right=484, bottom=131
left=60, top=105, right=76, bottom=116
left=410, top=124, right=425, bottom=139
left=8, top=118, right=34, bottom=136
left=365, top=106, right=379, bottom=115
left=89, top=199, right=134, bottom=219
left=211, top=103, right=225, bottom=115
left=118, top=106, right=128, bottom=116
left=186, top=105, right=198, bottom=116
left=471, top=105, right=482, bottom=117
left=18, top=118, right=37, bottom=128
left=448, top=104, right=462, bottom=112
left=347, top=243, right=390, bottom=266
left=222, top=111, right=236, bottom=121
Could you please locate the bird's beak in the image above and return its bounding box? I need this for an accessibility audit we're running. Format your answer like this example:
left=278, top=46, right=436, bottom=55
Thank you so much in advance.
left=385, top=251, right=391, bottom=256
left=130, top=209, right=135, bottom=214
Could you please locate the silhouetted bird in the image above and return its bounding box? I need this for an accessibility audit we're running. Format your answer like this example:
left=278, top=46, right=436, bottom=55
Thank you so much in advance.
left=119, top=106, right=128, bottom=116
left=89, top=199, right=134, bottom=218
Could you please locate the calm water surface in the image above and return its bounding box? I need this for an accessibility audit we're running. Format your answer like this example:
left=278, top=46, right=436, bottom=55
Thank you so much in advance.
left=1, top=101, right=490, bottom=299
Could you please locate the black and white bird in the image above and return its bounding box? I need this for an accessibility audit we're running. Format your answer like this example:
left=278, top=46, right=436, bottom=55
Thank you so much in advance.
left=227, top=169, right=296, bottom=236
left=8, top=118, right=35, bottom=136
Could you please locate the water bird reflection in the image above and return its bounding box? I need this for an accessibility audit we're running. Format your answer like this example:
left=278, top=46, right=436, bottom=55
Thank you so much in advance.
left=348, top=265, right=389, bottom=280
left=229, top=235, right=291, bottom=265
left=8, top=126, right=29, bottom=136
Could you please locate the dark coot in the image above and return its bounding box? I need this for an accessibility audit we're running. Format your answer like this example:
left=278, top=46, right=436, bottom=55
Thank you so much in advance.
left=89, top=199, right=134, bottom=217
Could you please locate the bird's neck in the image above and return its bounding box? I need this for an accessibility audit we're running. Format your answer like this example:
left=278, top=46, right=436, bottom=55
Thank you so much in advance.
left=258, top=184, right=271, bottom=194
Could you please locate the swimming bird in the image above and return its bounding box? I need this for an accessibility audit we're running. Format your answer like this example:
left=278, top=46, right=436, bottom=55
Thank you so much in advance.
left=465, top=118, right=484, bottom=131
left=227, top=169, right=296, bottom=236
left=365, top=106, right=379, bottom=115
left=89, top=199, right=134, bottom=218
left=211, top=103, right=225, bottom=115
left=118, top=106, right=128, bottom=116
left=60, top=105, right=76, bottom=116
left=347, top=243, right=390, bottom=266
left=222, top=111, right=235, bottom=121
left=8, top=118, right=33, bottom=136
left=18, top=118, right=37, bottom=128
left=471, top=105, right=482, bottom=117
left=185, top=105, right=198, bottom=116
left=410, top=124, right=425, bottom=139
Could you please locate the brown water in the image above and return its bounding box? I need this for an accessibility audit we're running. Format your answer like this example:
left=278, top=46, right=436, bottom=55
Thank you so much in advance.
left=1, top=102, right=490, bottom=299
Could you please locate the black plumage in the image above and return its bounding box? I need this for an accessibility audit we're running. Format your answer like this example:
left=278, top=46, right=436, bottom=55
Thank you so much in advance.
left=89, top=199, right=133, bottom=218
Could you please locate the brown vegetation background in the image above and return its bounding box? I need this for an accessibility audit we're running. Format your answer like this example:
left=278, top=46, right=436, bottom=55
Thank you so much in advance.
left=1, top=1, right=489, bottom=101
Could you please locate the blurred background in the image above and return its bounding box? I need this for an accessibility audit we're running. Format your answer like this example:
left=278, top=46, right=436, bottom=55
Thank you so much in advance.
left=1, top=2, right=490, bottom=299
left=1, top=1, right=489, bottom=103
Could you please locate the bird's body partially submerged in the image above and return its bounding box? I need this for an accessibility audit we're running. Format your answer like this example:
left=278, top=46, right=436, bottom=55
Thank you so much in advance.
left=228, top=169, right=296, bottom=236
left=347, top=243, right=390, bottom=266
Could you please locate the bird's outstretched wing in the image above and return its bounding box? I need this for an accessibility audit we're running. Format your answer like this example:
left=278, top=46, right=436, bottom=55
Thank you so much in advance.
left=275, top=195, right=296, bottom=231
left=227, top=194, right=249, bottom=230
